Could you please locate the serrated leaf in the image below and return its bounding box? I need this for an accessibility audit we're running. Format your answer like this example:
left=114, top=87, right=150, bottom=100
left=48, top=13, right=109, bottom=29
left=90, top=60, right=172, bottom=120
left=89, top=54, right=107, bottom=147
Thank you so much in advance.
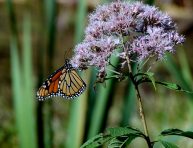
left=80, top=133, right=111, bottom=148
left=81, top=127, right=145, bottom=148
left=108, top=135, right=138, bottom=148
left=161, top=128, right=193, bottom=139
left=108, top=136, right=129, bottom=148
left=160, top=140, right=179, bottom=148
left=107, top=127, right=143, bottom=147
left=107, top=126, right=143, bottom=137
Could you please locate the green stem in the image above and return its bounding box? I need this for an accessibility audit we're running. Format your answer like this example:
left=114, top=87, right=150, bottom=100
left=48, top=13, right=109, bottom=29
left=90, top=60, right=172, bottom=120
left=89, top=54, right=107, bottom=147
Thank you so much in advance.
left=125, top=56, right=152, bottom=148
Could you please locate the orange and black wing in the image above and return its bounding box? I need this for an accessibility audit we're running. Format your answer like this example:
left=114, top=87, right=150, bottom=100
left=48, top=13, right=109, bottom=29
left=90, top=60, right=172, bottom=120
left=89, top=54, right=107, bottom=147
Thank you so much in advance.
left=36, top=67, right=86, bottom=101
left=37, top=66, right=64, bottom=101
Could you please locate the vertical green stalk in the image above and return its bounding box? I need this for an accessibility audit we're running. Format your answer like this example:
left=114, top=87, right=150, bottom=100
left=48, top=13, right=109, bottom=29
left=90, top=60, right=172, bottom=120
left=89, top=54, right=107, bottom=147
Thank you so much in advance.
left=88, top=55, right=119, bottom=138
left=44, top=0, right=56, bottom=66
left=83, top=68, right=97, bottom=140
left=65, top=71, right=90, bottom=148
left=43, top=101, right=53, bottom=148
left=120, top=77, right=135, bottom=126
left=10, top=36, right=25, bottom=148
left=177, top=48, right=193, bottom=88
left=7, top=0, right=37, bottom=147
left=74, top=0, right=87, bottom=44
left=43, top=0, right=57, bottom=148
left=65, top=0, right=87, bottom=148
left=120, top=64, right=136, bottom=126
left=22, top=14, right=37, bottom=148
left=6, top=0, right=18, bottom=40
left=34, top=1, right=47, bottom=148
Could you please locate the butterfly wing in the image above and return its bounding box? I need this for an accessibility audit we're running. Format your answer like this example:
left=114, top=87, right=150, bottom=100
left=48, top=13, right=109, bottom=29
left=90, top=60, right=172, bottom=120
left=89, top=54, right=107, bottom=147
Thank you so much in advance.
left=59, top=69, right=86, bottom=99
left=37, top=66, right=64, bottom=101
left=37, top=66, right=86, bottom=101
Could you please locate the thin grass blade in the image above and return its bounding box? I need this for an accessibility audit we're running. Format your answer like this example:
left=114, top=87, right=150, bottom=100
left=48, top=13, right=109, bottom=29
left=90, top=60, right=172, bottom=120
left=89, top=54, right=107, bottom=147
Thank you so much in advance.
left=22, top=14, right=37, bottom=148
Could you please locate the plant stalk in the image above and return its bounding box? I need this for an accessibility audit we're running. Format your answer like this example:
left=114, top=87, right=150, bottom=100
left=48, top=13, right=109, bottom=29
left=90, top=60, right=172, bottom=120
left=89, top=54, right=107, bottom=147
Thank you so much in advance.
left=125, top=56, right=152, bottom=148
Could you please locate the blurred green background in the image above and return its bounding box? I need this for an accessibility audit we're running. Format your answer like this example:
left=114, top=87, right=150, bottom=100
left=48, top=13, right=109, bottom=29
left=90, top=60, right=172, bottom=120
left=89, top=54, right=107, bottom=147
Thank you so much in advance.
left=1, top=0, right=193, bottom=147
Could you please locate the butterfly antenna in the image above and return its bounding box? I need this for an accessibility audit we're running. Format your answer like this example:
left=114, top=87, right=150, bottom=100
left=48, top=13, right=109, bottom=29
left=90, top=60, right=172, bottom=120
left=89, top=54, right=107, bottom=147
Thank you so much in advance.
left=64, top=48, right=72, bottom=60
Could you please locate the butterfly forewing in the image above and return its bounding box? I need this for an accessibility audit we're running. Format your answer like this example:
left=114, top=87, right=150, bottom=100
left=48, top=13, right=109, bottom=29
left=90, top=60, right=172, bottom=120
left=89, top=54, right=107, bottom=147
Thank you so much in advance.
left=36, top=61, right=86, bottom=101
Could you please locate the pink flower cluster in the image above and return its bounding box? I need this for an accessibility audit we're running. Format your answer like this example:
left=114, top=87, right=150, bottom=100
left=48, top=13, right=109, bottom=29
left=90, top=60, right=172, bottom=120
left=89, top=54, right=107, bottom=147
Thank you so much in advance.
left=71, top=1, right=184, bottom=77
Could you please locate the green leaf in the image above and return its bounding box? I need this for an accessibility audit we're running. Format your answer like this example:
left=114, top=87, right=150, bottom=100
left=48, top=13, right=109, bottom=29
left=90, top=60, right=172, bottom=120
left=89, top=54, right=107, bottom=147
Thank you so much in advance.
left=107, top=127, right=144, bottom=147
left=81, top=127, right=144, bottom=148
left=80, top=133, right=111, bottom=148
left=145, top=72, right=156, bottom=90
left=155, top=81, right=190, bottom=92
left=134, top=72, right=156, bottom=90
left=138, top=77, right=192, bottom=93
left=160, top=140, right=179, bottom=148
left=161, top=129, right=193, bottom=139
left=108, top=135, right=137, bottom=148
left=108, top=136, right=129, bottom=148
left=107, top=126, right=144, bottom=137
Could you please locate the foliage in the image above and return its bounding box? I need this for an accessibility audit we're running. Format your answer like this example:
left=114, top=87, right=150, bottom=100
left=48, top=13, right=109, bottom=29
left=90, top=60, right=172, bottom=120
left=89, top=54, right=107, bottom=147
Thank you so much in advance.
left=81, top=127, right=193, bottom=148
left=81, top=126, right=144, bottom=148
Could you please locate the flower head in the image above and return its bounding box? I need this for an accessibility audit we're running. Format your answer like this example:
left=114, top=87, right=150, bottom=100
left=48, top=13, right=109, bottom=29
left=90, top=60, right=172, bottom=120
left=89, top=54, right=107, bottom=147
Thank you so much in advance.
left=71, top=1, right=184, bottom=78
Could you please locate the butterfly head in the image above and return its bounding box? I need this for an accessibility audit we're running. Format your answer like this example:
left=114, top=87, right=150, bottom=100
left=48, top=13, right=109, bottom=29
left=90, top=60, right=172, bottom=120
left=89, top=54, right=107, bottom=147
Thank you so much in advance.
left=64, top=59, right=72, bottom=69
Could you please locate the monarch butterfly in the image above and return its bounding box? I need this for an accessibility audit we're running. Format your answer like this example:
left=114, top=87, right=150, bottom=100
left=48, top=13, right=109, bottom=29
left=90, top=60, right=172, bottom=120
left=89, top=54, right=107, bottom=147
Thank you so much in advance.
left=36, top=59, right=86, bottom=101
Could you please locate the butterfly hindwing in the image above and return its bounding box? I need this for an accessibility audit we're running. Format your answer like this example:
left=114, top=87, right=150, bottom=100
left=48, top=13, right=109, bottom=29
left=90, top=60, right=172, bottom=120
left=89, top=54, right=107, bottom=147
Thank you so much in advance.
left=59, top=69, right=86, bottom=99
